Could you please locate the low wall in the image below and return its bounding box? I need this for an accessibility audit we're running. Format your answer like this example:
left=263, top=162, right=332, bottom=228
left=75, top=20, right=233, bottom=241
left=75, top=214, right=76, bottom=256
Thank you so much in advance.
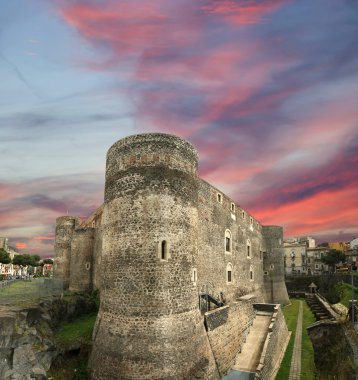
left=255, top=304, right=290, bottom=380
left=204, top=296, right=256, bottom=376
left=308, top=320, right=358, bottom=378
left=314, top=293, right=340, bottom=320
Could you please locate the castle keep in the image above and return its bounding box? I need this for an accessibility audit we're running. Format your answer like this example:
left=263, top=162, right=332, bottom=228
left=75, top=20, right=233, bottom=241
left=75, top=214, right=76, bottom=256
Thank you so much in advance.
left=54, top=133, right=289, bottom=380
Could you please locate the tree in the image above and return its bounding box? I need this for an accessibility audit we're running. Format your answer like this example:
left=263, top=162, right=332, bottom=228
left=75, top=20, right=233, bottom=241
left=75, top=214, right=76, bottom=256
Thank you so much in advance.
left=321, top=249, right=346, bottom=272
left=12, top=254, right=41, bottom=267
left=12, top=254, right=26, bottom=266
left=0, top=249, right=11, bottom=264
left=42, top=258, right=53, bottom=265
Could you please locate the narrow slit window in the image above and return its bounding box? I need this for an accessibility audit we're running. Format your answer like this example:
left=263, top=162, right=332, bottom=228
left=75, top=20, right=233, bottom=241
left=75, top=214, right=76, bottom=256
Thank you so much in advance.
left=247, top=240, right=251, bottom=258
left=161, top=240, right=167, bottom=260
left=217, top=193, right=222, bottom=203
left=192, top=268, right=197, bottom=284
left=225, top=230, right=232, bottom=253
left=227, top=263, right=233, bottom=283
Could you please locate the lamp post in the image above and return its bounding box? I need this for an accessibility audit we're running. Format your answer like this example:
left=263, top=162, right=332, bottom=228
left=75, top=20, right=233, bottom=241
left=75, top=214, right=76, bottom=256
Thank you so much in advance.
left=352, top=272, right=355, bottom=326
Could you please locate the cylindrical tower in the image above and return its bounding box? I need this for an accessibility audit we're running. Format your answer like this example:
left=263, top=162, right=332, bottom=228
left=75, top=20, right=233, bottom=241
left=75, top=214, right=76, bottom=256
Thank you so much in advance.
left=54, top=216, right=81, bottom=289
left=91, top=133, right=218, bottom=380
left=262, top=226, right=289, bottom=305
left=69, top=228, right=95, bottom=292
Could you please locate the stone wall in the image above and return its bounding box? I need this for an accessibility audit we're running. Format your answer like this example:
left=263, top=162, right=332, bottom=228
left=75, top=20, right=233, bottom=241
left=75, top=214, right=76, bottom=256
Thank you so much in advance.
left=308, top=320, right=357, bottom=378
left=91, top=134, right=219, bottom=380
left=197, top=179, right=264, bottom=304
left=54, top=216, right=81, bottom=289
left=254, top=304, right=289, bottom=380
left=204, top=297, right=256, bottom=376
left=69, top=228, right=95, bottom=292
left=262, top=226, right=289, bottom=305
left=53, top=133, right=290, bottom=379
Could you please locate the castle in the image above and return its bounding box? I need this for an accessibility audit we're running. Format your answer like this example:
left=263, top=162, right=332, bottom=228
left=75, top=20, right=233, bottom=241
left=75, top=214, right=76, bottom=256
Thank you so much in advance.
left=54, top=133, right=289, bottom=379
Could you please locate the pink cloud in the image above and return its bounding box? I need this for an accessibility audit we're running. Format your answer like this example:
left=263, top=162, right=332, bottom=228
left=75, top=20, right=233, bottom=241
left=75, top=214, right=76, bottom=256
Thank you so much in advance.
left=202, top=0, right=287, bottom=25
left=33, top=236, right=55, bottom=241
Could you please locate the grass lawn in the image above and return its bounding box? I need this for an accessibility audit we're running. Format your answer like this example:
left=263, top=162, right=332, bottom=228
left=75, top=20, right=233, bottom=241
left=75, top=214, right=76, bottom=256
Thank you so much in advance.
left=48, top=313, right=97, bottom=380
left=275, top=298, right=316, bottom=380
left=55, top=313, right=97, bottom=348
left=340, top=282, right=358, bottom=309
left=0, top=278, right=46, bottom=306
left=301, top=301, right=316, bottom=379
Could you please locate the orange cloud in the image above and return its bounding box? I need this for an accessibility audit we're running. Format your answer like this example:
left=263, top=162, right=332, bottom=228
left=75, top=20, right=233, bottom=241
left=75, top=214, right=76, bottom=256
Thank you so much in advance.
left=16, top=242, right=27, bottom=249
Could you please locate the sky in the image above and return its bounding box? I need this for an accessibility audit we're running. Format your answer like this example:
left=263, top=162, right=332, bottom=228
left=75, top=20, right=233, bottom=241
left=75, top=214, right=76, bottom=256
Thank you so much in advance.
left=0, top=0, right=357, bottom=257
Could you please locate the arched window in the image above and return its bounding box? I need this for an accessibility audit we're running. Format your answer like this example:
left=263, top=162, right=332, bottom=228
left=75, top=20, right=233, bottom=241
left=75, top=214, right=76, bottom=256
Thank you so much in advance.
left=161, top=240, right=167, bottom=260
left=250, top=265, right=254, bottom=281
left=226, top=263, right=233, bottom=283
left=247, top=239, right=251, bottom=258
left=225, top=230, right=232, bottom=253
left=92, top=221, right=96, bottom=228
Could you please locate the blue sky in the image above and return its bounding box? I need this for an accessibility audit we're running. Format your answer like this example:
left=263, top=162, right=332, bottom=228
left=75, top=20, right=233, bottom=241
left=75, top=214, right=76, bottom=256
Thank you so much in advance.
left=1, top=0, right=357, bottom=256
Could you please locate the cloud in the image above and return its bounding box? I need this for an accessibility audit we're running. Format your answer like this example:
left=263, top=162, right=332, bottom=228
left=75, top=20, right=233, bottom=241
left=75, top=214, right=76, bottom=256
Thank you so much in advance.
left=2, top=0, right=354, bottom=255
left=201, top=0, right=287, bottom=25
left=15, top=242, right=27, bottom=249
left=0, top=172, right=103, bottom=257
left=53, top=0, right=358, bottom=243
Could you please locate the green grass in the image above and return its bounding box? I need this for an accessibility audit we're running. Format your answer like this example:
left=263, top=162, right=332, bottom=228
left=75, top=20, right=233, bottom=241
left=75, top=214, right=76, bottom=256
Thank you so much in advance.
left=54, top=313, right=97, bottom=348
left=301, top=301, right=316, bottom=379
left=340, top=282, right=358, bottom=309
left=0, top=278, right=44, bottom=306
left=48, top=313, right=97, bottom=380
left=275, top=298, right=316, bottom=380
left=275, top=299, right=299, bottom=380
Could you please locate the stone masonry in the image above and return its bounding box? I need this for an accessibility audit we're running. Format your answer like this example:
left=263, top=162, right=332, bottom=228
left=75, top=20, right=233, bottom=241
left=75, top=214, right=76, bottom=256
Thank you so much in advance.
left=54, top=133, right=289, bottom=379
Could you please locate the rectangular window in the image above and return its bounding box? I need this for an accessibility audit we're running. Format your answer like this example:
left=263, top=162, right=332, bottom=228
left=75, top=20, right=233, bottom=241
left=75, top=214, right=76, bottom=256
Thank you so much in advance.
left=227, top=270, right=232, bottom=282
left=247, top=245, right=250, bottom=257
left=226, top=237, right=230, bottom=252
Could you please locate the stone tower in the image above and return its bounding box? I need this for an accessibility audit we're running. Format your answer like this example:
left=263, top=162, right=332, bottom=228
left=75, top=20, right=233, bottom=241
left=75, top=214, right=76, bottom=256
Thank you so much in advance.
left=54, top=216, right=81, bottom=289
left=262, top=226, right=289, bottom=305
left=69, top=228, right=95, bottom=292
left=90, top=134, right=218, bottom=380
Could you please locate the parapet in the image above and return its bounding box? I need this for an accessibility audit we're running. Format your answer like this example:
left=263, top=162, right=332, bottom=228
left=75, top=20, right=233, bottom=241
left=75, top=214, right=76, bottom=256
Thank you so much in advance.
left=56, top=216, right=82, bottom=228
left=105, top=133, right=199, bottom=202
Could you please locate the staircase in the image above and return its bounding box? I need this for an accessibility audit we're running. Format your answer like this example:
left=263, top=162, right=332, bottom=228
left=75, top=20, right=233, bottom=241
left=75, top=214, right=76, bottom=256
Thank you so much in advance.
left=199, top=290, right=225, bottom=312
left=305, top=294, right=330, bottom=320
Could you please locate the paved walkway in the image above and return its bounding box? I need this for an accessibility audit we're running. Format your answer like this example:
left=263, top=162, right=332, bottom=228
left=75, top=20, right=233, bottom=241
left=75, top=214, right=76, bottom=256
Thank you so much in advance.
left=289, top=300, right=303, bottom=380
left=233, top=314, right=272, bottom=372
